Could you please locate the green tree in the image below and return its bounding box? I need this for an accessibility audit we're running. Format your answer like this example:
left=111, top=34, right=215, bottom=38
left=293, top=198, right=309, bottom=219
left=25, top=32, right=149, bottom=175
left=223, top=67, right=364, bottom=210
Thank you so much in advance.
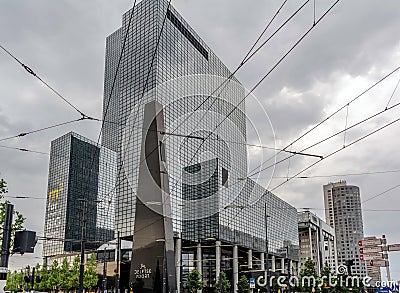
left=299, top=258, right=319, bottom=292
left=48, top=259, right=61, bottom=289
left=237, top=275, right=250, bottom=293
left=37, top=262, right=50, bottom=292
left=84, top=253, right=98, bottom=290
left=69, top=255, right=80, bottom=290
left=215, top=272, right=231, bottom=293
left=184, top=269, right=204, bottom=293
left=60, top=257, right=71, bottom=290
left=0, top=179, right=25, bottom=246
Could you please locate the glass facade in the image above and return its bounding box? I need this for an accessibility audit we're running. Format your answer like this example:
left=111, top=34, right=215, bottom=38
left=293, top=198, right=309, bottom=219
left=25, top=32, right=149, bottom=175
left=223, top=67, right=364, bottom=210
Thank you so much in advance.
left=43, top=132, right=116, bottom=257
left=104, top=0, right=247, bottom=239
left=102, top=0, right=298, bottom=268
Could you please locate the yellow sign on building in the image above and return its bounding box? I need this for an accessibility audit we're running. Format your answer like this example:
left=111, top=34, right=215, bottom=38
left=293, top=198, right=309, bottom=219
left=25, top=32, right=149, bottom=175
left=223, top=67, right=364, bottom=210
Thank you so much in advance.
left=48, top=182, right=63, bottom=201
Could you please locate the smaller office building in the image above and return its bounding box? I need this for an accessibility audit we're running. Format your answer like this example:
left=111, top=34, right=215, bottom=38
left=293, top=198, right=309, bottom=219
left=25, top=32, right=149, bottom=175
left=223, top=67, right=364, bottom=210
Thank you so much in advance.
left=298, top=211, right=336, bottom=274
left=43, top=132, right=117, bottom=258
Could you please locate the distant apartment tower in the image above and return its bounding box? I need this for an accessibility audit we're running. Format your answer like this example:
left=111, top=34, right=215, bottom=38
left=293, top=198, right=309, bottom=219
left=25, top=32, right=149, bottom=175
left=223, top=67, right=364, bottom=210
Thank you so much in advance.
left=298, top=211, right=336, bottom=274
left=43, top=132, right=116, bottom=258
left=323, top=181, right=366, bottom=276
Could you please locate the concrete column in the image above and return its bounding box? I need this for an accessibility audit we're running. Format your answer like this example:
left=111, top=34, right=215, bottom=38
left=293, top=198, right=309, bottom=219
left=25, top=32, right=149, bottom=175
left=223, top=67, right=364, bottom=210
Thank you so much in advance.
left=289, top=260, right=293, bottom=275
left=309, top=227, right=313, bottom=261
left=233, top=245, right=239, bottom=293
left=260, top=252, right=265, bottom=271
left=175, top=238, right=182, bottom=293
left=271, top=255, right=276, bottom=272
left=248, top=249, right=253, bottom=269
left=216, top=241, right=221, bottom=281
left=197, top=243, right=202, bottom=274
left=316, top=228, right=321, bottom=275
left=281, top=258, right=285, bottom=274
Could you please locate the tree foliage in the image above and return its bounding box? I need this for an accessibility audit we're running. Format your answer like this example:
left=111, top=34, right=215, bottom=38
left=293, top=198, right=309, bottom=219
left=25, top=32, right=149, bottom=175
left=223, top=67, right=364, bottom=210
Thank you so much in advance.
left=84, top=253, right=99, bottom=290
left=0, top=179, right=25, bottom=246
left=215, top=271, right=231, bottom=293
left=184, top=269, right=204, bottom=293
left=6, top=255, right=98, bottom=292
left=237, top=275, right=250, bottom=293
left=298, top=258, right=319, bottom=292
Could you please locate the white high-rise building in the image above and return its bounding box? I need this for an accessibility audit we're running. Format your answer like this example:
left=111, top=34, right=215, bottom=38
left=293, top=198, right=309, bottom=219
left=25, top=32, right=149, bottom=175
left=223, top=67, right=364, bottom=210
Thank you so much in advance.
left=323, top=181, right=366, bottom=277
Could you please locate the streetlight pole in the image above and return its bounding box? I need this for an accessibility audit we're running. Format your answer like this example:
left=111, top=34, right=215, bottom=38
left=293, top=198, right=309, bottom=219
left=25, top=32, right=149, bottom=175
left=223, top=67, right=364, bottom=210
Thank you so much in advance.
left=78, top=199, right=101, bottom=293
left=264, top=203, right=270, bottom=293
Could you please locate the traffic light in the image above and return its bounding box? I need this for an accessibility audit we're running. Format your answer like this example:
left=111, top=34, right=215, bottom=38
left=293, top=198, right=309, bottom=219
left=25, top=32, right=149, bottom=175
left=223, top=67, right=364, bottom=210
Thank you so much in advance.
left=24, top=275, right=30, bottom=283
left=13, top=231, right=37, bottom=254
left=36, top=275, right=42, bottom=283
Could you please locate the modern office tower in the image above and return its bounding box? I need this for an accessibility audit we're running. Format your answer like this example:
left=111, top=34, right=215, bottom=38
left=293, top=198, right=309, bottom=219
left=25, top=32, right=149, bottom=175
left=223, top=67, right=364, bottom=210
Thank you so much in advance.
left=323, top=181, right=366, bottom=276
left=43, top=132, right=116, bottom=258
left=102, top=0, right=299, bottom=291
left=103, top=0, right=247, bottom=239
left=298, top=211, right=336, bottom=274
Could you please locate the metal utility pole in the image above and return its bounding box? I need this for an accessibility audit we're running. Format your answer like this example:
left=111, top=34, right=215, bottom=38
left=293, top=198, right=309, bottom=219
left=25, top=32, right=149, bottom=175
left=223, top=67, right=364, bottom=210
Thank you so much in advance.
left=0, top=204, right=14, bottom=280
left=78, top=199, right=88, bottom=293
left=116, top=231, right=120, bottom=293
left=103, top=246, right=107, bottom=293
left=264, top=203, right=270, bottom=293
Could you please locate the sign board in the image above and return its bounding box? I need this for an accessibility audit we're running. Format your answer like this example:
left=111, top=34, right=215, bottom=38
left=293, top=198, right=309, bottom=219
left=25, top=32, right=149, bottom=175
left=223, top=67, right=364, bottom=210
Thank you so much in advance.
left=369, top=260, right=389, bottom=267
left=360, top=253, right=383, bottom=261
left=360, top=246, right=383, bottom=254
left=358, top=238, right=382, bottom=247
left=388, top=244, right=400, bottom=252
left=0, top=267, right=7, bottom=273
left=250, top=278, right=255, bottom=289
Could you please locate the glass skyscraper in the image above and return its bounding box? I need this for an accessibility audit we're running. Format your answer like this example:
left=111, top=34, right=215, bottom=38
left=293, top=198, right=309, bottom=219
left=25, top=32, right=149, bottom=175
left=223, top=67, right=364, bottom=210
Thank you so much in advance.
left=43, top=132, right=116, bottom=258
left=102, top=0, right=299, bottom=290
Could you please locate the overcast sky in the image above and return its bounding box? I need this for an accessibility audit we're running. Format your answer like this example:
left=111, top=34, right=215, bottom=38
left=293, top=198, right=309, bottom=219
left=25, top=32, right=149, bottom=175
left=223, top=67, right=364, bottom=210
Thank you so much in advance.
left=1, top=0, right=400, bottom=282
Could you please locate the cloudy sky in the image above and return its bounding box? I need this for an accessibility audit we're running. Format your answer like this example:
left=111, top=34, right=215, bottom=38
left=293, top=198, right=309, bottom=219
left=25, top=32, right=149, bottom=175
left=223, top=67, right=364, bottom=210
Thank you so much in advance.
left=1, top=0, right=400, bottom=282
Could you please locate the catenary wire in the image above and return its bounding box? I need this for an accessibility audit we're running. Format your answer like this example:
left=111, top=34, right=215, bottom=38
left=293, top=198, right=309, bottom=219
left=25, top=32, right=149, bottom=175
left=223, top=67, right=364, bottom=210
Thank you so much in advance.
left=267, top=168, right=400, bottom=179
left=385, top=72, right=400, bottom=109
left=0, top=118, right=86, bottom=142
left=247, top=65, right=400, bottom=177
left=270, top=115, right=400, bottom=192
left=247, top=77, right=400, bottom=178
left=0, top=44, right=86, bottom=118
left=362, top=183, right=400, bottom=204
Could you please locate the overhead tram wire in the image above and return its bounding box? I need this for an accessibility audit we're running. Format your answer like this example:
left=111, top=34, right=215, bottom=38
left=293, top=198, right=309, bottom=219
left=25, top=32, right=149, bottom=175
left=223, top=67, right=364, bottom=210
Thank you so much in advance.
left=247, top=97, right=400, bottom=178
left=362, top=183, right=400, bottom=204
left=0, top=117, right=88, bottom=142
left=0, top=144, right=49, bottom=155
left=240, top=0, right=288, bottom=63
left=266, top=168, right=400, bottom=179
left=269, top=115, right=400, bottom=192
left=0, top=44, right=88, bottom=118
left=247, top=65, right=400, bottom=177
left=247, top=66, right=400, bottom=178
